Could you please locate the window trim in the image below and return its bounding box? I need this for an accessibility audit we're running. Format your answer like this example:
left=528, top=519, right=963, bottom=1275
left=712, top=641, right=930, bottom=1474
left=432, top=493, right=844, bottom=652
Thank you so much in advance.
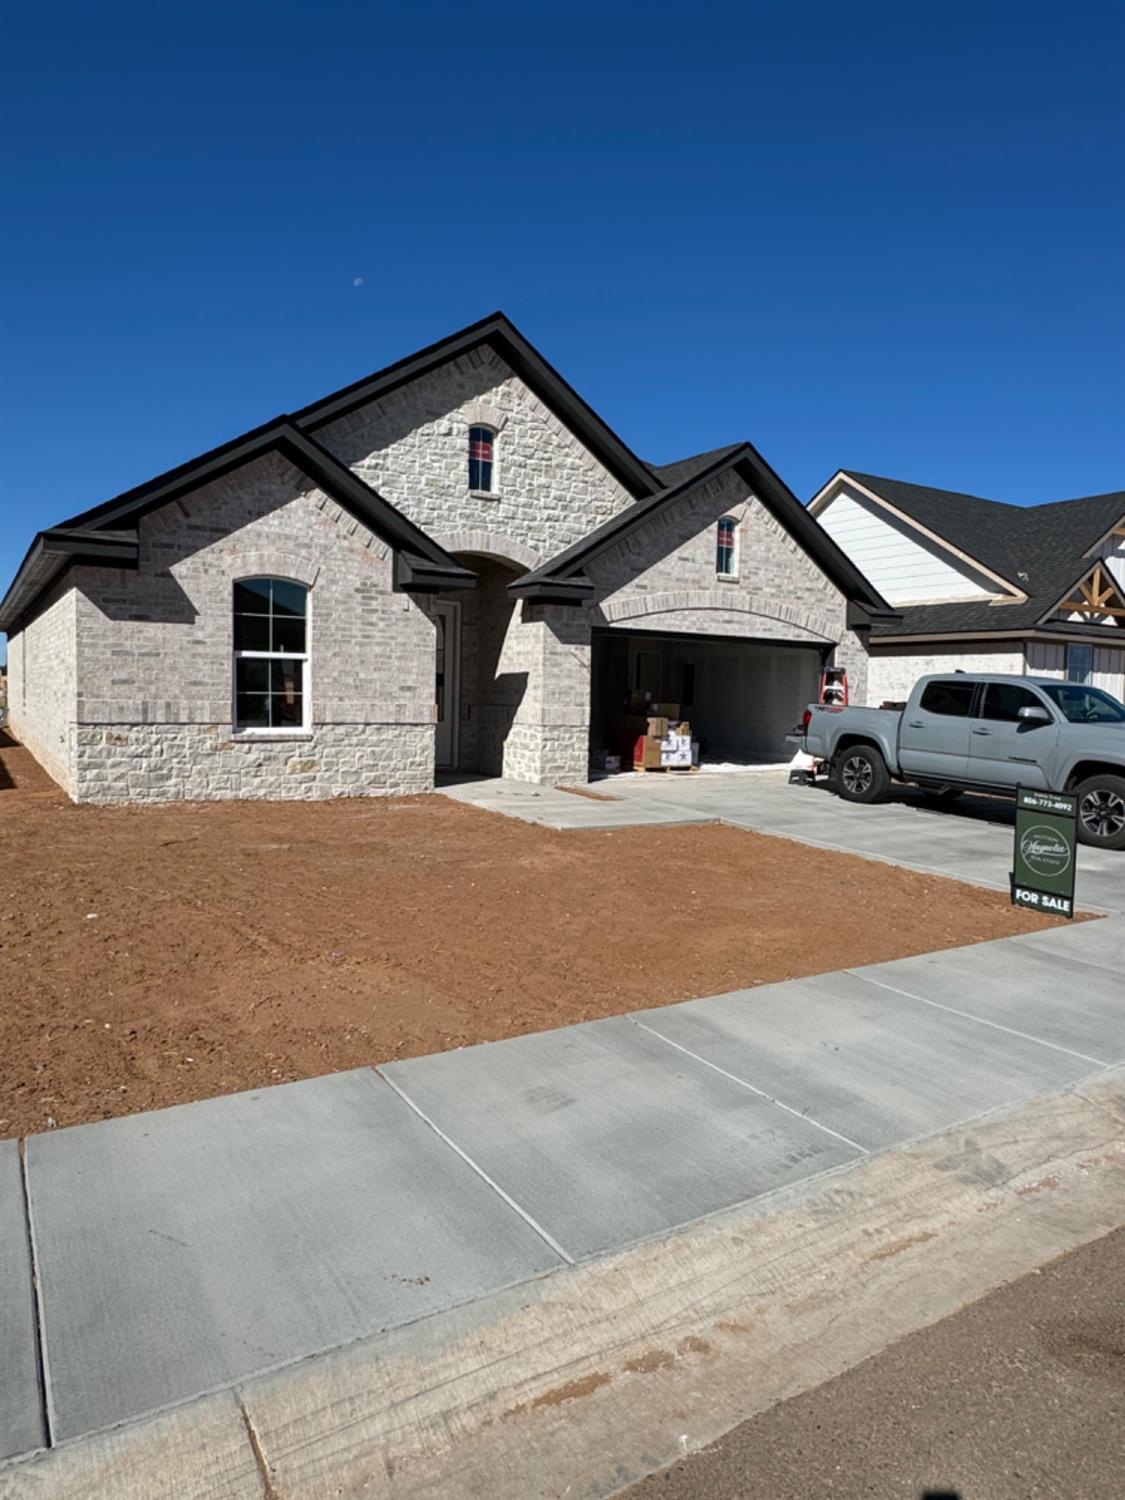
left=715, top=515, right=738, bottom=579
left=468, top=424, right=498, bottom=497
left=1066, top=642, right=1094, bottom=685
left=231, top=577, right=311, bottom=737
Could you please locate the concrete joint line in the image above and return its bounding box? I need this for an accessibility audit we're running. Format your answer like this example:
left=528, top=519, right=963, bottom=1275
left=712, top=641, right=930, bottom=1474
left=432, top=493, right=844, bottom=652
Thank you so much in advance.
left=846, top=969, right=1112, bottom=1068
left=1071, top=1085, right=1125, bottom=1131
left=632, top=1019, right=872, bottom=1155
left=17, top=1139, right=53, bottom=1453
left=375, top=1068, right=576, bottom=1266
left=238, top=1398, right=280, bottom=1500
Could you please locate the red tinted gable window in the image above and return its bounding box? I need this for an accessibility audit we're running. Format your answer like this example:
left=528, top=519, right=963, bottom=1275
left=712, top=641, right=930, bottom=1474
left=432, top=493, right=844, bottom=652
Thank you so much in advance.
left=716, top=516, right=737, bottom=576
left=468, top=426, right=495, bottom=491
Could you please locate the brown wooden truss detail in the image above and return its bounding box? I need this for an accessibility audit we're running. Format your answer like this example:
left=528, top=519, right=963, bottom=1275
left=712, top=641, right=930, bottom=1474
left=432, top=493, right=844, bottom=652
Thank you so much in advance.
left=1058, top=561, right=1125, bottom=621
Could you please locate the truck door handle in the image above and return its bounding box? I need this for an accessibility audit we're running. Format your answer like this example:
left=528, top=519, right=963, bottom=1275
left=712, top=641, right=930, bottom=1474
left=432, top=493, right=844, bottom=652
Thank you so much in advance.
left=907, top=721, right=924, bottom=728
left=971, top=728, right=992, bottom=736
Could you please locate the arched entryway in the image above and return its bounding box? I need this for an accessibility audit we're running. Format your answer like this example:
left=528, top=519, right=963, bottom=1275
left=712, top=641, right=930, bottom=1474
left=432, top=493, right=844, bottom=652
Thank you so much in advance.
left=434, top=554, right=527, bottom=776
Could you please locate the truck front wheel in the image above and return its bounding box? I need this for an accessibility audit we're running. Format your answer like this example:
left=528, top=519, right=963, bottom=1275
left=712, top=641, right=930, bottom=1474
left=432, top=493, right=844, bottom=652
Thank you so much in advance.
left=1074, top=774, right=1125, bottom=851
left=834, top=745, right=890, bottom=804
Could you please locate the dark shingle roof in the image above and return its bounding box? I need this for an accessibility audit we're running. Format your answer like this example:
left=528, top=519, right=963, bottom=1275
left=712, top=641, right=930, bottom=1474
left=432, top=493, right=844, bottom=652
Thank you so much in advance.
left=646, top=444, right=745, bottom=490
left=840, top=472, right=1125, bottom=638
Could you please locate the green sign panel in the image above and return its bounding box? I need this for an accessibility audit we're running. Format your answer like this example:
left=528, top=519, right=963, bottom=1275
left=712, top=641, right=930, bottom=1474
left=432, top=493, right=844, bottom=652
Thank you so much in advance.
left=1011, top=787, right=1078, bottom=919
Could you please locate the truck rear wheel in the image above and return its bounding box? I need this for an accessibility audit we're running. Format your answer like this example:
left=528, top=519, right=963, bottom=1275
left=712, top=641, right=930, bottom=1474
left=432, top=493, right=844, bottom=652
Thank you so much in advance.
left=834, top=745, right=890, bottom=804
left=1074, top=774, right=1125, bottom=851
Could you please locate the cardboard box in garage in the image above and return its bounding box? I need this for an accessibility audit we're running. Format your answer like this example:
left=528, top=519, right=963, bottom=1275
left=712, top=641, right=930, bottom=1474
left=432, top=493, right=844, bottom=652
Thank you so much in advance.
left=633, top=726, right=694, bottom=770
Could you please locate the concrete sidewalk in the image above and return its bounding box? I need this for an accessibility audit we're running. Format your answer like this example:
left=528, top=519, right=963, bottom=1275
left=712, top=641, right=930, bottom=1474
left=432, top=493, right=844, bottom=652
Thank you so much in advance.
left=3, top=916, right=1124, bottom=1474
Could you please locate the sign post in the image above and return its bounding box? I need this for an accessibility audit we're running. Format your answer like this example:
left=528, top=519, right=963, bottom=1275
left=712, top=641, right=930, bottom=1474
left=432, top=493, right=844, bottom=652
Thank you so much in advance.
left=1011, top=787, right=1078, bottom=919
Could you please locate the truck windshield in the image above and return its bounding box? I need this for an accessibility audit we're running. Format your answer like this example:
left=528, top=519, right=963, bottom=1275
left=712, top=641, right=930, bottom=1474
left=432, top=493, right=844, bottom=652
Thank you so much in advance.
left=1041, top=683, right=1125, bottom=724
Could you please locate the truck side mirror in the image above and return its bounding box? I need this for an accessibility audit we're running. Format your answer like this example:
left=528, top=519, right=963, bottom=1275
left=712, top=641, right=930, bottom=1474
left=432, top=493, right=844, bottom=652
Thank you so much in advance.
left=1018, top=705, right=1051, bottom=723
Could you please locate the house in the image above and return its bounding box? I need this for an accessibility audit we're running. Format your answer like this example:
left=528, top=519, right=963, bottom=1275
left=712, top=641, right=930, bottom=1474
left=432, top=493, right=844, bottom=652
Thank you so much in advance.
left=0, top=315, right=893, bottom=803
left=810, top=471, right=1125, bottom=705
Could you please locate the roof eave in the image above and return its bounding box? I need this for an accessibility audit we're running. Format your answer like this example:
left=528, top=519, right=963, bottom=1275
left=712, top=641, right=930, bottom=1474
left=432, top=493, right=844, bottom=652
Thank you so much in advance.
left=508, top=446, right=895, bottom=616
left=394, top=554, right=477, bottom=593
left=0, top=528, right=140, bottom=635
left=507, top=574, right=596, bottom=604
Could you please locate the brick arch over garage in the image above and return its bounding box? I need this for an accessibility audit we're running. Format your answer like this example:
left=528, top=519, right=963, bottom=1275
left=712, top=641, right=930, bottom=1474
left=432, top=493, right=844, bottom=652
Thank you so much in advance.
left=430, top=530, right=542, bottom=571
left=594, top=590, right=838, bottom=643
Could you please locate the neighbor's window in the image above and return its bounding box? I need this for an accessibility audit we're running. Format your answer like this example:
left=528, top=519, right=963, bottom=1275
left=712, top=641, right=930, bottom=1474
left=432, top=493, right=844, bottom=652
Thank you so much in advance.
left=716, top=516, right=737, bottom=577
left=1066, top=643, right=1093, bottom=684
left=468, top=425, right=495, bottom=492
left=232, top=578, right=309, bottom=732
left=918, top=679, right=976, bottom=717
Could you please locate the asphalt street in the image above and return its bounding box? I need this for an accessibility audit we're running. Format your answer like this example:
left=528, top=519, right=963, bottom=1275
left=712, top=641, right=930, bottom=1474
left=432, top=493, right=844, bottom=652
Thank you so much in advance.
left=622, top=1226, right=1125, bottom=1500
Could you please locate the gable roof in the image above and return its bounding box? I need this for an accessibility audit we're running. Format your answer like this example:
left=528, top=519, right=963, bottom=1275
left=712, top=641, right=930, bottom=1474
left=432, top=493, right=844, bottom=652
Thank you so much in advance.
left=1, top=313, right=895, bottom=634
left=511, top=445, right=897, bottom=617
left=822, top=471, right=1125, bottom=639
left=0, top=421, right=478, bottom=633
left=645, top=444, right=746, bottom=490
left=293, top=312, right=659, bottom=497
left=2, top=311, right=674, bottom=634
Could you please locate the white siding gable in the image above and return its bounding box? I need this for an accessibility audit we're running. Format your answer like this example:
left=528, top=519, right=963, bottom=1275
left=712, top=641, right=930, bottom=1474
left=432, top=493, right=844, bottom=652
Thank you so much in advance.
left=1096, top=525, right=1125, bottom=591
left=815, top=486, right=999, bottom=604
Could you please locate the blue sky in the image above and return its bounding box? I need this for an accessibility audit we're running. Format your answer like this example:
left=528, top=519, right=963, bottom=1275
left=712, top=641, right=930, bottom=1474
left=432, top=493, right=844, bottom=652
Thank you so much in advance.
left=2, top=1, right=1123, bottom=658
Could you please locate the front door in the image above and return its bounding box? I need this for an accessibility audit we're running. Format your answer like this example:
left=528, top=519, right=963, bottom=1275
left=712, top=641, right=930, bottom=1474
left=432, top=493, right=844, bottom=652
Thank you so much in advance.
left=434, top=601, right=460, bottom=770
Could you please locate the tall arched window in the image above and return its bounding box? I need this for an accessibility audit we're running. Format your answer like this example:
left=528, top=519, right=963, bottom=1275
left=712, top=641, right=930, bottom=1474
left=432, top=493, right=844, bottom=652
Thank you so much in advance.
left=468, top=425, right=496, bottom=493
left=232, top=578, right=309, bottom=731
left=715, top=516, right=737, bottom=577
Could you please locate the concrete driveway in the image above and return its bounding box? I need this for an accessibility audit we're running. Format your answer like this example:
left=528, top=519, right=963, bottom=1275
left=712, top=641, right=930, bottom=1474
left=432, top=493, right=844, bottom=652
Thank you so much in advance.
left=625, top=775, right=1125, bottom=914
left=441, top=772, right=1125, bottom=914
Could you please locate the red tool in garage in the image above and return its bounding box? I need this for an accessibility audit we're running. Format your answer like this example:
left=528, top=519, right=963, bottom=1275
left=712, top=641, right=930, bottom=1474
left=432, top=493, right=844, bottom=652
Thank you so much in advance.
left=819, top=666, right=848, bottom=705
left=789, top=667, right=849, bottom=783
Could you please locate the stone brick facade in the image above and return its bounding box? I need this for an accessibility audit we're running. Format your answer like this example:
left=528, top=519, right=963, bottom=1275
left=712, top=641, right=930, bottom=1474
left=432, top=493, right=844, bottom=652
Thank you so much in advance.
left=4, top=337, right=873, bottom=802
left=71, top=723, right=431, bottom=803
left=316, top=350, right=633, bottom=562
left=588, top=468, right=869, bottom=705
left=16, top=451, right=437, bottom=803
left=6, top=579, right=77, bottom=792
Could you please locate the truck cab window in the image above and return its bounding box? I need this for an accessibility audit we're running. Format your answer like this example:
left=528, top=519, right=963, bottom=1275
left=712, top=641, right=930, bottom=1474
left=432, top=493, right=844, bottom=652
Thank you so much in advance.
left=980, top=683, right=1047, bottom=722
left=1042, top=683, right=1125, bottom=723
left=918, top=680, right=975, bottom=717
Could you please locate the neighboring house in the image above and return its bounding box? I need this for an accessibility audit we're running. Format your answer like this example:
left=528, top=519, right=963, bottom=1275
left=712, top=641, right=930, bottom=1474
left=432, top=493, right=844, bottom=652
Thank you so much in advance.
left=810, top=471, right=1125, bottom=704
left=0, top=314, right=892, bottom=803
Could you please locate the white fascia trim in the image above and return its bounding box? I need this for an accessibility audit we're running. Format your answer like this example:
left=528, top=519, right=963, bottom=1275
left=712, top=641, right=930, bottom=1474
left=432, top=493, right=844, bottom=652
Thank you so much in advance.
left=1081, top=508, right=1125, bottom=558
left=810, top=473, right=1026, bottom=602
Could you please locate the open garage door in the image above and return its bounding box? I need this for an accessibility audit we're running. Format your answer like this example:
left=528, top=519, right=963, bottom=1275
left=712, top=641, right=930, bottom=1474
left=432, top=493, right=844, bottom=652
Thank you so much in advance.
left=590, top=628, right=828, bottom=769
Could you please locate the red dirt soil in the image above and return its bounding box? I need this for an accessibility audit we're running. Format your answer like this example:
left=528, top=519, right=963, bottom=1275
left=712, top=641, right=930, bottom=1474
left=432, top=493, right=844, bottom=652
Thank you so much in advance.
left=0, top=730, right=1053, bottom=1139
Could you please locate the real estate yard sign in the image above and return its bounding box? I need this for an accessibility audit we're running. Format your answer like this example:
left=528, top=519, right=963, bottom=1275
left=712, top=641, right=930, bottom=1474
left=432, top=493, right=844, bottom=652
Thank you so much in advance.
left=1011, top=788, right=1077, bottom=919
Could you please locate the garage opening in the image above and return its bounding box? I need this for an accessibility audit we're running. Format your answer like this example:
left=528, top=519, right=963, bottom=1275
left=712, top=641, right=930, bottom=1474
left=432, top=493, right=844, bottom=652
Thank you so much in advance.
left=590, top=628, right=828, bottom=771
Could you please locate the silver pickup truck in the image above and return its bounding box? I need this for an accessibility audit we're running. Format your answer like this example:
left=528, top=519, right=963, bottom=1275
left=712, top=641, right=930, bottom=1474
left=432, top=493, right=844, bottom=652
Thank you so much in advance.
left=791, top=672, right=1125, bottom=850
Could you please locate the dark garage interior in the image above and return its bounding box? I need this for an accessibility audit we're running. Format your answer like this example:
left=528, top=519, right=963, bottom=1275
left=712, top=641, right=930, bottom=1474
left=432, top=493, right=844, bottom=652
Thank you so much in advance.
left=589, top=628, right=827, bottom=769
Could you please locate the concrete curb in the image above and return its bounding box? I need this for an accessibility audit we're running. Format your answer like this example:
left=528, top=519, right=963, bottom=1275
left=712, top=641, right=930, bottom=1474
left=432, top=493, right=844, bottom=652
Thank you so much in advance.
left=7, top=1067, right=1122, bottom=1499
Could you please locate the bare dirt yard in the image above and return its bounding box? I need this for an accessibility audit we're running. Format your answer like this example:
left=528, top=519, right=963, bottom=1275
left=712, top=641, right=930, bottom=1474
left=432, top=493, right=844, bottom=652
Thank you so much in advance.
left=0, top=730, right=1053, bottom=1139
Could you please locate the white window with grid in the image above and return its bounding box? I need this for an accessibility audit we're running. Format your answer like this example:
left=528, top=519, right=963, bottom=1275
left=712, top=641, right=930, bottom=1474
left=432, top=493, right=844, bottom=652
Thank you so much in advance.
left=232, top=578, right=310, bottom=733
